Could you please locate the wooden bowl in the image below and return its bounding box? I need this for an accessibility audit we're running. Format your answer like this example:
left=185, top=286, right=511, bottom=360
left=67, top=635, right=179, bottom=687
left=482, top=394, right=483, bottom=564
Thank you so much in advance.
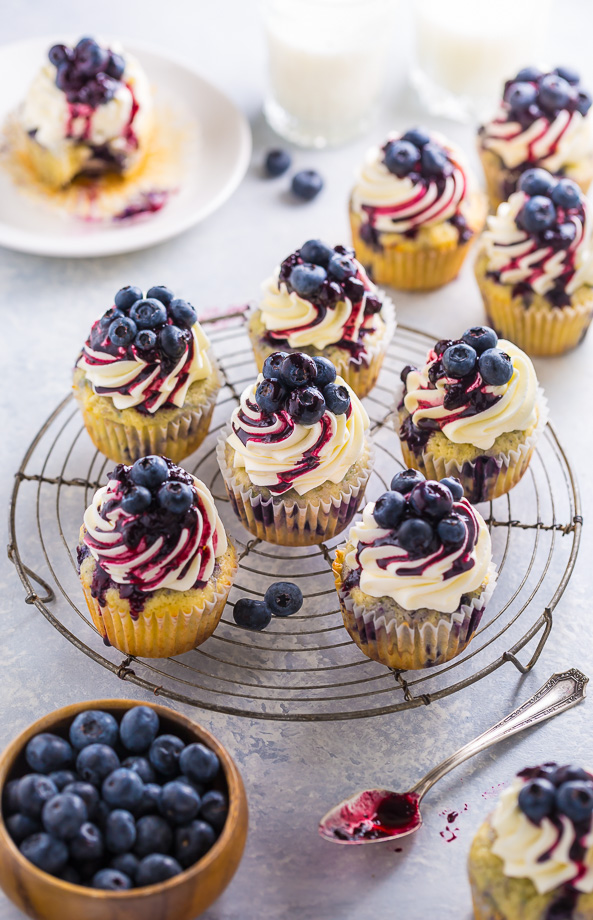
left=0, top=699, right=248, bottom=920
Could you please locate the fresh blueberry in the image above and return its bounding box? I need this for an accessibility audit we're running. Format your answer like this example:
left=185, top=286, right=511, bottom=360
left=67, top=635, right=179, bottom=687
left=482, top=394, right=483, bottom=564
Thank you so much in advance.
left=396, top=518, right=434, bottom=555
left=6, top=813, right=41, bottom=843
left=409, top=481, right=454, bottom=521
left=121, top=485, right=152, bottom=514
left=122, top=757, right=156, bottom=785
left=157, top=481, right=194, bottom=515
left=279, top=352, right=318, bottom=387
left=518, top=777, right=556, bottom=823
left=287, top=386, right=326, bottom=425
left=291, top=169, right=323, bottom=201
left=70, top=710, right=119, bottom=751
left=442, top=343, right=477, bottom=378
left=110, top=852, right=139, bottom=880
left=20, top=832, right=68, bottom=874
left=519, top=195, right=557, bottom=233
left=300, top=239, right=334, bottom=267
left=130, top=456, right=169, bottom=490
left=4, top=779, right=21, bottom=814
left=327, top=254, right=357, bottom=281
left=179, top=743, right=220, bottom=785
left=146, top=285, right=173, bottom=305
left=102, top=768, right=144, bottom=811
left=506, top=81, right=538, bottom=110
left=109, top=316, right=137, bottom=347
left=159, top=780, right=201, bottom=825
left=264, top=148, right=292, bottom=177
left=383, top=139, right=420, bottom=177
left=390, top=469, right=425, bottom=494
left=48, top=770, right=78, bottom=790
left=136, top=853, right=182, bottom=886
left=518, top=168, right=557, bottom=197
left=92, top=868, right=132, bottom=890
left=76, top=40, right=109, bottom=76
left=114, top=286, right=143, bottom=311
left=200, top=790, right=228, bottom=831
left=62, top=782, right=100, bottom=818
left=421, top=143, right=448, bottom=176
left=169, top=298, right=198, bottom=327
left=323, top=382, right=350, bottom=416
left=149, top=735, right=185, bottom=777
left=401, top=128, right=431, bottom=148
left=440, top=477, right=464, bottom=502
left=17, top=775, right=59, bottom=818
left=129, top=298, right=168, bottom=329
left=515, top=66, right=542, bottom=82
left=437, top=514, right=467, bottom=548
left=264, top=582, right=303, bottom=617
left=262, top=352, right=288, bottom=380
left=104, top=808, right=137, bottom=854
left=76, top=744, right=120, bottom=786
left=478, top=348, right=514, bottom=386
left=49, top=44, right=70, bottom=67
left=42, top=793, right=87, bottom=839
left=159, top=324, right=187, bottom=358
left=134, top=329, right=157, bottom=351
left=174, top=819, right=216, bottom=868
left=289, top=263, right=327, bottom=298
left=232, top=598, right=272, bottom=631
left=554, top=66, right=580, bottom=86
left=94, top=800, right=112, bottom=829
left=372, top=491, right=406, bottom=530
left=135, top=783, right=162, bottom=817
left=553, top=765, right=593, bottom=785
left=312, top=356, right=337, bottom=388
left=539, top=73, right=571, bottom=111
left=55, top=63, right=73, bottom=92
left=69, top=821, right=104, bottom=860
left=120, top=705, right=160, bottom=754
left=106, top=52, right=125, bottom=80
left=255, top=379, right=287, bottom=415
left=461, top=326, right=498, bottom=355
left=26, top=733, right=74, bottom=774
left=551, top=178, right=581, bottom=209
left=556, top=781, right=593, bottom=822
left=577, top=90, right=592, bottom=116
left=134, top=815, right=173, bottom=857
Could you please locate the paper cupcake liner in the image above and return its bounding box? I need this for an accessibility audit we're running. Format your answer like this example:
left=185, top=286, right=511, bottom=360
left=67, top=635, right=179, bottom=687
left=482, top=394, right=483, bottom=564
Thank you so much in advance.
left=349, top=211, right=476, bottom=290
left=216, top=427, right=374, bottom=547
left=397, top=391, right=548, bottom=505
left=81, top=547, right=237, bottom=658
left=334, top=551, right=498, bottom=671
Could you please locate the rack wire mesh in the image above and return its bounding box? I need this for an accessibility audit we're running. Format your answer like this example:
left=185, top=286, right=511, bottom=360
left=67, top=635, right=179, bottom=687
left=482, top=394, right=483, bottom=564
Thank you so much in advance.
left=7, top=315, right=582, bottom=721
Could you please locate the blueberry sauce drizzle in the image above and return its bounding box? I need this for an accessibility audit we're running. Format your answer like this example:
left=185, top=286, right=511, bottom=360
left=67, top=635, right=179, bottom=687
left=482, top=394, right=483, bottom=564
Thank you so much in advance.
left=325, top=790, right=421, bottom=842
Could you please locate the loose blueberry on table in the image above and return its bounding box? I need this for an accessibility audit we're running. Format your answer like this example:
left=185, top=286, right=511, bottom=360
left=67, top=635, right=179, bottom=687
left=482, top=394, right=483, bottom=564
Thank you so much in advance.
left=233, top=581, right=304, bottom=630
left=291, top=169, right=324, bottom=201
left=2, top=706, right=229, bottom=888
left=264, top=149, right=292, bottom=177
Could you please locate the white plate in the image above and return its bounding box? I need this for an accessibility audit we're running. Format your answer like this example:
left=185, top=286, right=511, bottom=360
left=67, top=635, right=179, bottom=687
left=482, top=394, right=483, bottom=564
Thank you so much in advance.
left=0, top=37, right=252, bottom=257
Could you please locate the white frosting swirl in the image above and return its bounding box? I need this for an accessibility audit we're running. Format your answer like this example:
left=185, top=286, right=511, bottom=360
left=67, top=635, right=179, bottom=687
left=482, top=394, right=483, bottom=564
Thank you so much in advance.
left=344, top=498, right=491, bottom=613
left=83, top=472, right=227, bottom=593
left=351, top=131, right=469, bottom=234
left=227, top=375, right=369, bottom=496
left=491, top=778, right=593, bottom=895
left=481, top=105, right=593, bottom=171
left=404, top=340, right=538, bottom=451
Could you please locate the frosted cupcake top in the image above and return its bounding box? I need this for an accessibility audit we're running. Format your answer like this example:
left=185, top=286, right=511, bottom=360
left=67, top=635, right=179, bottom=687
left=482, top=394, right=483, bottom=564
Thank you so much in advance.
left=258, top=239, right=391, bottom=355
left=351, top=128, right=474, bottom=242
left=479, top=66, right=593, bottom=173
left=344, top=470, right=491, bottom=613
left=400, top=327, right=539, bottom=451
left=482, top=168, right=593, bottom=305
left=76, top=285, right=213, bottom=415
left=227, top=352, right=369, bottom=496
left=491, top=763, right=593, bottom=896
left=21, top=37, right=152, bottom=155
left=81, top=456, right=227, bottom=601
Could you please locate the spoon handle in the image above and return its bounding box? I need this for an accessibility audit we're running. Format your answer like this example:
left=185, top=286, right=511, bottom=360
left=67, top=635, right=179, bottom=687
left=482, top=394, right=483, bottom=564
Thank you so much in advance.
left=410, top=668, right=588, bottom=801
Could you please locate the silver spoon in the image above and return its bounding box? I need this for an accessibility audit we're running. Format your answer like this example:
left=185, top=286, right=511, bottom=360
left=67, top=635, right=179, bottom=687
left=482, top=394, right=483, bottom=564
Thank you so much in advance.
left=319, top=668, right=588, bottom=845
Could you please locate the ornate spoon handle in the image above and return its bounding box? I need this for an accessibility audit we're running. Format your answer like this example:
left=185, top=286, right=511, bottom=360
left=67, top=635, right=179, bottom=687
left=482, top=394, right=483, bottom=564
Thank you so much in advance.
left=411, top=669, right=588, bottom=801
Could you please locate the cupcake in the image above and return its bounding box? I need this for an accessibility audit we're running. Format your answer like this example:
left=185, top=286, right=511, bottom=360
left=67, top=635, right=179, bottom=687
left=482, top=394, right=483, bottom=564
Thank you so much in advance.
left=78, top=455, right=237, bottom=657
left=216, top=352, right=373, bottom=546
left=469, top=762, right=593, bottom=919
left=247, top=239, right=396, bottom=398
left=396, top=325, right=548, bottom=504
left=475, top=168, right=593, bottom=356
left=478, top=65, right=593, bottom=209
left=19, top=37, right=153, bottom=189
left=333, top=469, right=497, bottom=671
left=73, top=284, right=220, bottom=464
left=349, top=128, right=487, bottom=290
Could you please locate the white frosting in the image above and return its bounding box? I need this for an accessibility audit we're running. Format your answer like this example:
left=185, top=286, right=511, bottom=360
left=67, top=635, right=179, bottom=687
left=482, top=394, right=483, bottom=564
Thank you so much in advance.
left=344, top=498, right=491, bottom=613
left=404, top=340, right=539, bottom=450
left=491, top=778, right=593, bottom=895
left=481, top=105, right=593, bottom=171
left=227, top=374, right=369, bottom=496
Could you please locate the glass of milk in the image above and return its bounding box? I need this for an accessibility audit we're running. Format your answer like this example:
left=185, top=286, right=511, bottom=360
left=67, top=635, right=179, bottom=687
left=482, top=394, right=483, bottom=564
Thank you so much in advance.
left=261, top=0, right=397, bottom=148
left=412, top=0, right=552, bottom=121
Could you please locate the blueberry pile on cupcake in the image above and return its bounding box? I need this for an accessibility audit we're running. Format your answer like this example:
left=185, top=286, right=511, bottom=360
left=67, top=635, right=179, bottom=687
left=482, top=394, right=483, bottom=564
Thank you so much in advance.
left=48, top=38, right=127, bottom=106
left=255, top=352, right=351, bottom=425
left=3, top=706, right=228, bottom=889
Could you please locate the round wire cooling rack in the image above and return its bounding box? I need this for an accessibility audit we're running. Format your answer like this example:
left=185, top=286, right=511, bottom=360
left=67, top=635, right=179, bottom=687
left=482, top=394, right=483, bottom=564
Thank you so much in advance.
left=8, top=315, right=582, bottom=721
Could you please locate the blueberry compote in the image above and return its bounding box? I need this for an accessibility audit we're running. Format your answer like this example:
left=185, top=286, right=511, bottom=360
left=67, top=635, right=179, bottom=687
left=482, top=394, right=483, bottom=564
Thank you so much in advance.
left=320, top=789, right=421, bottom=843
left=499, top=67, right=591, bottom=132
